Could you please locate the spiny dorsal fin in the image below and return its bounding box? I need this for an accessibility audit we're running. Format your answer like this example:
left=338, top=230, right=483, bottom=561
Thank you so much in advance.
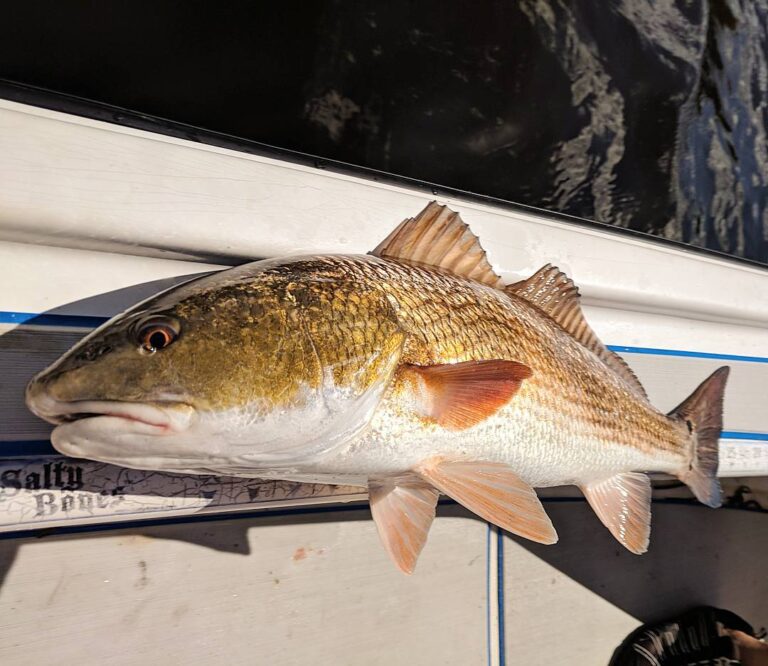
left=505, top=264, right=648, bottom=399
left=371, top=202, right=502, bottom=287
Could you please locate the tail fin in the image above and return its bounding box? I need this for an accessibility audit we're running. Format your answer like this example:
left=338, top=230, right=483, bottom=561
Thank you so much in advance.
left=669, top=366, right=730, bottom=508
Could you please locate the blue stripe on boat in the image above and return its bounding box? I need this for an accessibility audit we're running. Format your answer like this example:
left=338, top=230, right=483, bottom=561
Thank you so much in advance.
left=0, top=440, right=58, bottom=456
left=0, top=311, right=107, bottom=328
left=607, top=345, right=768, bottom=364
left=720, top=431, right=768, bottom=441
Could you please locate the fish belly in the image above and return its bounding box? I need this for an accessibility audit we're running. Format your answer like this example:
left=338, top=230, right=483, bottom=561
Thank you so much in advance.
left=314, top=398, right=685, bottom=489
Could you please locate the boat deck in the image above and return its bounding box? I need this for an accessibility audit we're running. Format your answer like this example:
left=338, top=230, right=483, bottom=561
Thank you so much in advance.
left=0, top=98, right=766, bottom=664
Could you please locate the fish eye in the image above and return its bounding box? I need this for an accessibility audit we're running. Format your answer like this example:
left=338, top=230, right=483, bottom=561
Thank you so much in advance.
left=136, top=318, right=179, bottom=354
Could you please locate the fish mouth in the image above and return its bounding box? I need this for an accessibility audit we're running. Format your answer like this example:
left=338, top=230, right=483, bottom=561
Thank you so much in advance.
left=27, top=391, right=194, bottom=433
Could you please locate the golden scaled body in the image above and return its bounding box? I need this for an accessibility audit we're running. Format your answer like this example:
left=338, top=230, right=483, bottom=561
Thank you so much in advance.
left=213, top=254, right=685, bottom=458
left=25, top=202, right=729, bottom=572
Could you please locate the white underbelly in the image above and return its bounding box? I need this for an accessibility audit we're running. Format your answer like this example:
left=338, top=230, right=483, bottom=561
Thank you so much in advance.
left=310, top=402, right=685, bottom=487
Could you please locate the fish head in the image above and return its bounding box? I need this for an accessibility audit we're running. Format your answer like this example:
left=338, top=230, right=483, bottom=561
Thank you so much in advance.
left=26, top=257, right=405, bottom=474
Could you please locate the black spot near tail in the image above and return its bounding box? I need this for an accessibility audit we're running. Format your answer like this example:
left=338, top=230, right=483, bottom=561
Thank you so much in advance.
left=668, top=366, right=730, bottom=508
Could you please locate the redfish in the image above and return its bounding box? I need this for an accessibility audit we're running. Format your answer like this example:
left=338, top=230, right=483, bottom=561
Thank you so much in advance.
left=26, top=203, right=728, bottom=573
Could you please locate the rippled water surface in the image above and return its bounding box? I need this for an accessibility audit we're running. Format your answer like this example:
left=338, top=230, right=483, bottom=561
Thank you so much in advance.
left=302, top=0, right=768, bottom=263
left=1, top=1, right=766, bottom=262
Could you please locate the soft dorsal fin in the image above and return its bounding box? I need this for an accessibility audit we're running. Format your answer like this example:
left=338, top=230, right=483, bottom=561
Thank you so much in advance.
left=371, top=202, right=502, bottom=287
left=505, top=264, right=648, bottom=399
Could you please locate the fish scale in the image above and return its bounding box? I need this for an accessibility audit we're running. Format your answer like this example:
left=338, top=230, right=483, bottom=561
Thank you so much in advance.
left=304, top=255, right=684, bottom=461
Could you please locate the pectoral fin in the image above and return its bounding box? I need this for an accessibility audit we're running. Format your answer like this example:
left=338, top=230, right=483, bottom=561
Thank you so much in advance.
left=369, top=478, right=440, bottom=574
left=416, top=459, right=557, bottom=544
left=581, top=473, right=652, bottom=554
left=402, top=360, right=532, bottom=430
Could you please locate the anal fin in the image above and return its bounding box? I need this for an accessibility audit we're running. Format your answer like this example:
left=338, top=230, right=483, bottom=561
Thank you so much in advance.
left=416, top=459, right=557, bottom=544
left=369, top=478, right=440, bottom=574
left=581, top=472, right=652, bottom=554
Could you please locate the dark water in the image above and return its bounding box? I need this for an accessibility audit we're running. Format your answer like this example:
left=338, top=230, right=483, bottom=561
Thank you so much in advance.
left=1, top=0, right=767, bottom=263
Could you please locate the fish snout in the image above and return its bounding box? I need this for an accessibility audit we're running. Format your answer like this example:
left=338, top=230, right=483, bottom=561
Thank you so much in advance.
left=26, top=370, right=196, bottom=434
left=25, top=350, right=96, bottom=423
left=25, top=372, right=64, bottom=425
